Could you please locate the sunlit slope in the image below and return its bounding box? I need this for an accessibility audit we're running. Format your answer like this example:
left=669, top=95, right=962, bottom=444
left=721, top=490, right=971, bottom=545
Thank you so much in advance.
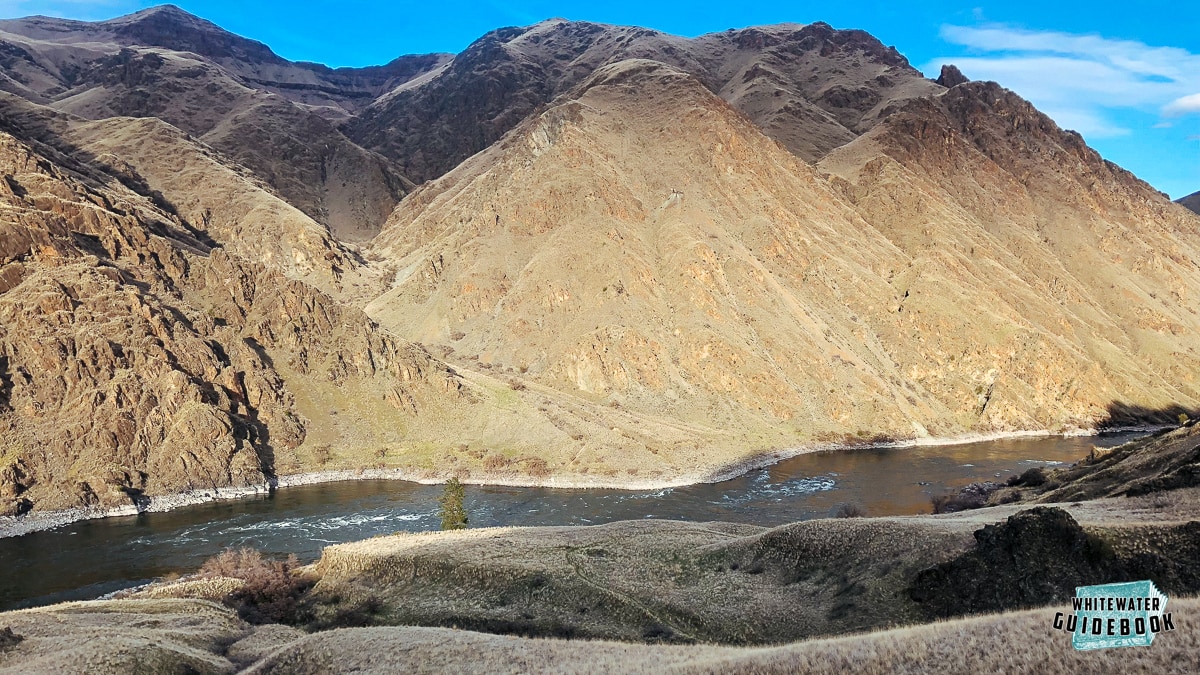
left=368, top=59, right=1200, bottom=461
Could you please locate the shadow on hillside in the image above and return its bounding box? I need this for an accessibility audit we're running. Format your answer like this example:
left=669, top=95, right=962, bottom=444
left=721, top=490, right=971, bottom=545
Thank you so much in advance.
left=0, top=97, right=283, bottom=491
left=1097, top=401, right=1197, bottom=428
left=0, top=95, right=218, bottom=252
left=694, top=401, right=1198, bottom=485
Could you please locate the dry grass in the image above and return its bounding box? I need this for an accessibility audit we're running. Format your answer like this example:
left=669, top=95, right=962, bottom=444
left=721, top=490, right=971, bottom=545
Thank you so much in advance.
left=4, top=596, right=1193, bottom=673
left=0, top=599, right=246, bottom=674
left=304, top=517, right=976, bottom=645
left=243, top=598, right=1200, bottom=674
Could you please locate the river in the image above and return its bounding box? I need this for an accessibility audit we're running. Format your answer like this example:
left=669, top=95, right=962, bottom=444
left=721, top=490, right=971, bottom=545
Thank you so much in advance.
left=0, top=431, right=1144, bottom=611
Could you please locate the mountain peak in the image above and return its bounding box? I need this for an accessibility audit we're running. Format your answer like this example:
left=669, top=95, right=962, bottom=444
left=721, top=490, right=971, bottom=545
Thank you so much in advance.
left=102, top=4, right=208, bottom=28
left=101, top=3, right=284, bottom=65
left=935, top=64, right=970, bottom=88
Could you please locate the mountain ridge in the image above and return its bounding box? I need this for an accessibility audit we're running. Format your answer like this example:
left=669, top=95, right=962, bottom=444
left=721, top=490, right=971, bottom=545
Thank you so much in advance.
left=344, top=18, right=943, bottom=182
left=1, top=6, right=1199, bottom=518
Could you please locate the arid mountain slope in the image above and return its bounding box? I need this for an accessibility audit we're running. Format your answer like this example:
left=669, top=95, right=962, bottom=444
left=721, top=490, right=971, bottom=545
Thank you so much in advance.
left=1, top=8, right=1199, bottom=506
left=0, top=10, right=942, bottom=233
left=0, top=6, right=431, bottom=241
left=0, top=5, right=451, bottom=120
left=0, top=129, right=360, bottom=513
left=0, top=92, right=768, bottom=517
left=346, top=19, right=941, bottom=182
left=367, top=59, right=1200, bottom=454
left=0, top=92, right=358, bottom=294
left=819, top=81, right=1200, bottom=426
left=0, top=122, right=634, bottom=517
left=368, top=59, right=937, bottom=447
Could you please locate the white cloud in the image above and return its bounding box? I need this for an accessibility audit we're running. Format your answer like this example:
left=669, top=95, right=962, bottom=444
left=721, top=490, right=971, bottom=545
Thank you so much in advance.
left=930, top=24, right=1200, bottom=138
left=1164, top=93, right=1200, bottom=116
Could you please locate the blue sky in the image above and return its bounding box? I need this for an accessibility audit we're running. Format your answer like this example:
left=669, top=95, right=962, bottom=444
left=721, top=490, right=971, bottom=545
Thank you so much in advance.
left=5, top=1, right=1200, bottom=199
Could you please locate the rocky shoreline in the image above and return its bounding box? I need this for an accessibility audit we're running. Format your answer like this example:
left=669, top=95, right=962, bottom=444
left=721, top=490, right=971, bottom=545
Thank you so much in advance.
left=0, top=426, right=1164, bottom=539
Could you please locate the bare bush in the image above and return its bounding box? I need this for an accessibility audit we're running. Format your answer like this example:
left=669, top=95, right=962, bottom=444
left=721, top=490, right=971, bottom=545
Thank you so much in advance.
left=834, top=503, right=867, bottom=518
left=483, top=453, right=511, bottom=472
left=312, top=445, right=333, bottom=466
left=1006, top=467, right=1047, bottom=487
left=1150, top=493, right=1174, bottom=510
left=522, top=456, right=550, bottom=478
left=200, top=548, right=315, bottom=625
left=931, top=482, right=1000, bottom=514
left=0, top=627, right=23, bottom=652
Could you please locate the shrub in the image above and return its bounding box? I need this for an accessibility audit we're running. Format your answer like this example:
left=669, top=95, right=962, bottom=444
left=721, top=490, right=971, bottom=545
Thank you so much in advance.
left=522, top=456, right=550, bottom=478
left=483, top=453, right=510, bottom=472
left=997, top=490, right=1023, bottom=504
left=932, top=493, right=981, bottom=514
left=1006, top=467, right=1047, bottom=487
left=199, top=548, right=315, bottom=625
left=312, top=444, right=333, bottom=466
left=0, top=626, right=23, bottom=652
left=308, top=595, right=385, bottom=631
left=439, top=478, right=469, bottom=530
left=1180, top=413, right=1191, bottom=427
left=834, top=502, right=867, bottom=518
left=931, top=483, right=1000, bottom=514
left=1150, top=493, right=1174, bottom=510
left=642, top=622, right=675, bottom=641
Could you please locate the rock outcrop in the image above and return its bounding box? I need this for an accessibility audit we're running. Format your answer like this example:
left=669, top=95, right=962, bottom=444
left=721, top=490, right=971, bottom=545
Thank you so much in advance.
left=0, top=128, right=470, bottom=515
left=934, top=64, right=969, bottom=88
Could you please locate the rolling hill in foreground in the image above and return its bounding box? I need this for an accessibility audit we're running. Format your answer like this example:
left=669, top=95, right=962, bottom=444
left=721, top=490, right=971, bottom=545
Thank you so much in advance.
left=0, top=5, right=1199, bottom=519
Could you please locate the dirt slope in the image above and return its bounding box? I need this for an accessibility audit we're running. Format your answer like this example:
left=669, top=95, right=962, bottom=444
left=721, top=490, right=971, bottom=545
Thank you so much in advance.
left=819, top=82, right=1200, bottom=426
left=0, top=596, right=1194, bottom=674
left=1177, top=190, right=1200, bottom=215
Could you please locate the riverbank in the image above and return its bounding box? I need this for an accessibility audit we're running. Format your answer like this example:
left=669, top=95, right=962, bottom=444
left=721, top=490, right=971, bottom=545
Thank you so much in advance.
left=0, top=426, right=1166, bottom=539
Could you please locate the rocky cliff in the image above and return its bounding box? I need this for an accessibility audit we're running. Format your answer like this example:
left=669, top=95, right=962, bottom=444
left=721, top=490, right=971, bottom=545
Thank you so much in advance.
left=0, top=126, right=499, bottom=516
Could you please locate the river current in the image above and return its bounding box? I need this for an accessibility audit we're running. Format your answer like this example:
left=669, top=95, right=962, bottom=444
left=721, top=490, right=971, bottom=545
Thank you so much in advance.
left=0, top=431, right=1144, bottom=611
